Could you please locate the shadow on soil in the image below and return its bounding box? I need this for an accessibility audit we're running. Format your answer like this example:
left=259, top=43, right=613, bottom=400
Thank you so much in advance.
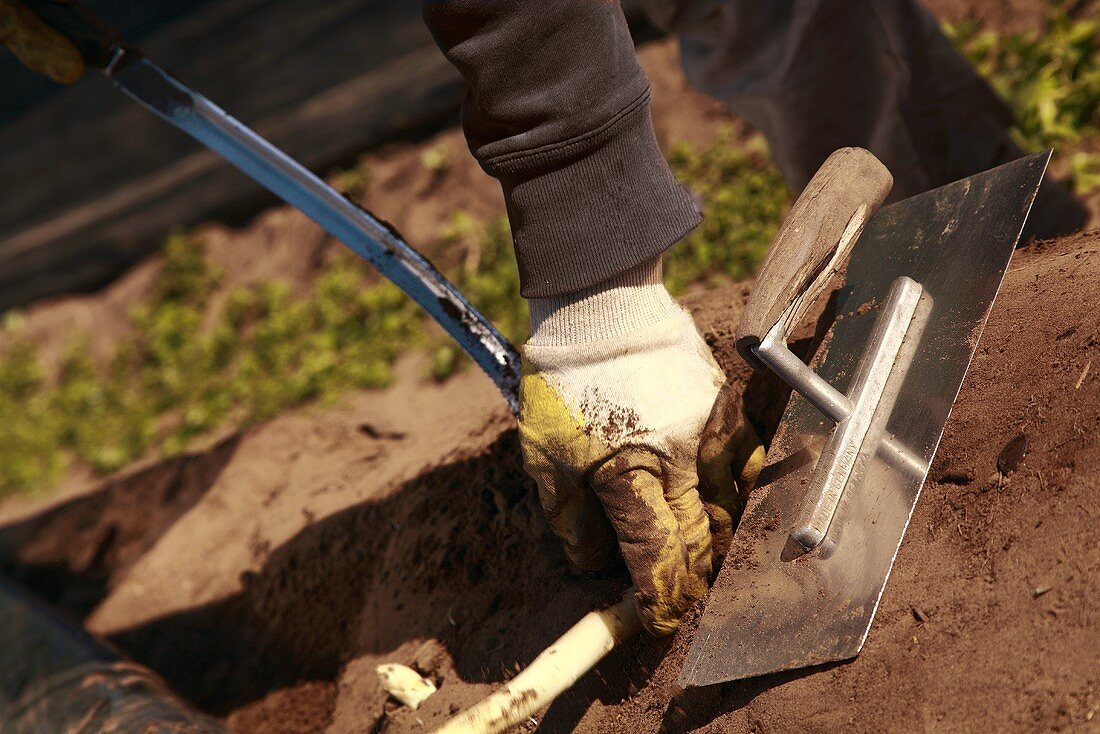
left=2, top=429, right=619, bottom=719
left=0, top=435, right=243, bottom=619
left=99, top=431, right=636, bottom=717
left=0, top=289, right=839, bottom=725
left=657, top=662, right=843, bottom=734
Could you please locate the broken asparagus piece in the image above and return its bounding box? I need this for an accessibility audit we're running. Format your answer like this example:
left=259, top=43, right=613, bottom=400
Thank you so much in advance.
left=377, top=663, right=438, bottom=710
left=435, top=592, right=641, bottom=733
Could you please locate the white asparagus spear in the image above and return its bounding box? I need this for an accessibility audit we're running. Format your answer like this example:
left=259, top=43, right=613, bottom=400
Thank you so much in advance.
left=435, top=591, right=641, bottom=734
left=377, top=663, right=438, bottom=710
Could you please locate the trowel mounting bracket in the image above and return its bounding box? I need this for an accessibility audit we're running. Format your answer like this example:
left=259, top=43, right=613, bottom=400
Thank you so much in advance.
left=753, top=275, right=930, bottom=552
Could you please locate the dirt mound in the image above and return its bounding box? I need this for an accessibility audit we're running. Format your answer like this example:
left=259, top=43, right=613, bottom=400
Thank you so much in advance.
left=1, top=230, right=1096, bottom=733
left=595, top=231, right=1100, bottom=734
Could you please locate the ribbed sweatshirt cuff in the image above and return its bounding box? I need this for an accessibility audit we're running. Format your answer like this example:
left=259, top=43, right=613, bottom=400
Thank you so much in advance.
left=487, top=92, right=702, bottom=298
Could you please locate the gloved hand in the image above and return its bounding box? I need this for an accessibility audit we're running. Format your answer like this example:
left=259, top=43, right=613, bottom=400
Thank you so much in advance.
left=696, top=379, right=766, bottom=565
left=519, top=259, right=764, bottom=635
left=0, top=0, right=84, bottom=83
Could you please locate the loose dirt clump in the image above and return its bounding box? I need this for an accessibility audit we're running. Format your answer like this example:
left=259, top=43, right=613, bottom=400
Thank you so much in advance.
left=225, top=681, right=339, bottom=734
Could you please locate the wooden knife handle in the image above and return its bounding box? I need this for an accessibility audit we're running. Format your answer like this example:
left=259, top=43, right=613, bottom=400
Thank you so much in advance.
left=21, top=0, right=127, bottom=69
left=736, top=147, right=892, bottom=369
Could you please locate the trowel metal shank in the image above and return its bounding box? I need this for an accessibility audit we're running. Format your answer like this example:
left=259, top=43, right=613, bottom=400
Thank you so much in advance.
left=680, top=151, right=1050, bottom=687
left=755, top=274, right=931, bottom=553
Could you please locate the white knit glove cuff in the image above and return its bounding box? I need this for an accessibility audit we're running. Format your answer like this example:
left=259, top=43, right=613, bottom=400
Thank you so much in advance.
left=527, top=258, right=680, bottom=347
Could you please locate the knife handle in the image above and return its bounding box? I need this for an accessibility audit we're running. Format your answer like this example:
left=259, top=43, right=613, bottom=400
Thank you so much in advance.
left=736, top=147, right=892, bottom=370
left=21, top=0, right=128, bottom=69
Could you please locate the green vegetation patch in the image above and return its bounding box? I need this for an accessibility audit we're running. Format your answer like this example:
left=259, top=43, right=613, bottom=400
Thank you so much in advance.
left=946, top=5, right=1100, bottom=192
left=0, top=232, right=423, bottom=496
left=666, top=135, right=789, bottom=294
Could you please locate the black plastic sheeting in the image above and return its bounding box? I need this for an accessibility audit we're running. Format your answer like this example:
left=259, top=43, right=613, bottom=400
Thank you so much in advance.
left=0, top=576, right=228, bottom=733
left=1, top=0, right=219, bottom=123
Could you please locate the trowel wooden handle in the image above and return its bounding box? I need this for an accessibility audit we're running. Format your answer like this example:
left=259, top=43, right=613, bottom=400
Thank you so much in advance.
left=736, top=148, right=892, bottom=367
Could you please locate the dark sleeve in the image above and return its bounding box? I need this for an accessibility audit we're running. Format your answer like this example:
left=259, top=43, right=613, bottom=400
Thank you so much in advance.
left=422, top=0, right=700, bottom=298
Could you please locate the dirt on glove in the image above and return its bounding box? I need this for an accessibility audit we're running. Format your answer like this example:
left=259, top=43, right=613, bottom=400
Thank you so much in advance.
left=0, top=229, right=1096, bottom=734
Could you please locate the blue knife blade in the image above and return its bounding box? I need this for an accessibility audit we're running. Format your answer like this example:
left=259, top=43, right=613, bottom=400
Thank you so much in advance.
left=104, top=49, right=521, bottom=413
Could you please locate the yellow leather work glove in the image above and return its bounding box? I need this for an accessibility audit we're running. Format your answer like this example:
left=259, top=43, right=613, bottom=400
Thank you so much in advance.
left=519, top=259, right=764, bottom=635
left=0, top=0, right=84, bottom=83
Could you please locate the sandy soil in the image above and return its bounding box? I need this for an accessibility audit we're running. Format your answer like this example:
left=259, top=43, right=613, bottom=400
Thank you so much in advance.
left=2, top=229, right=1097, bottom=734
left=1, top=8, right=1098, bottom=732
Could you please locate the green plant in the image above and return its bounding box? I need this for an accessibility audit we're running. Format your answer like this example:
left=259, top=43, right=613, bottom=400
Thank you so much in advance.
left=421, top=143, right=454, bottom=175
left=0, top=335, right=63, bottom=495
left=0, top=230, right=423, bottom=497
left=328, top=166, right=370, bottom=200
left=946, top=5, right=1100, bottom=192
left=665, top=134, right=789, bottom=294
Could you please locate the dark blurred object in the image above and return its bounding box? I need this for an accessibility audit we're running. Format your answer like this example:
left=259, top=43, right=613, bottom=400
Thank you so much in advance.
left=0, top=0, right=655, bottom=312
left=0, top=0, right=86, bottom=84
left=0, top=576, right=229, bottom=733
left=0, top=0, right=460, bottom=311
left=20, top=0, right=126, bottom=71
left=0, top=0, right=211, bottom=121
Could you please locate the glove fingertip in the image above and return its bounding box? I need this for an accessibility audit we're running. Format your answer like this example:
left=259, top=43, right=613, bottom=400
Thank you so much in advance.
left=740, top=442, right=767, bottom=489
left=634, top=594, right=682, bottom=637
left=632, top=562, right=709, bottom=637
left=48, top=55, right=85, bottom=84
left=562, top=537, right=614, bottom=573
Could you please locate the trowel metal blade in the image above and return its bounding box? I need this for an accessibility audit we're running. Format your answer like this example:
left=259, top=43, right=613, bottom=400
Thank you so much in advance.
left=680, top=151, right=1051, bottom=688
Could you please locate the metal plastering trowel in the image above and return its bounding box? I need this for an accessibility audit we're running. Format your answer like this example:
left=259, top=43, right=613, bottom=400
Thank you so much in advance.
left=680, top=147, right=1050, bottom=687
